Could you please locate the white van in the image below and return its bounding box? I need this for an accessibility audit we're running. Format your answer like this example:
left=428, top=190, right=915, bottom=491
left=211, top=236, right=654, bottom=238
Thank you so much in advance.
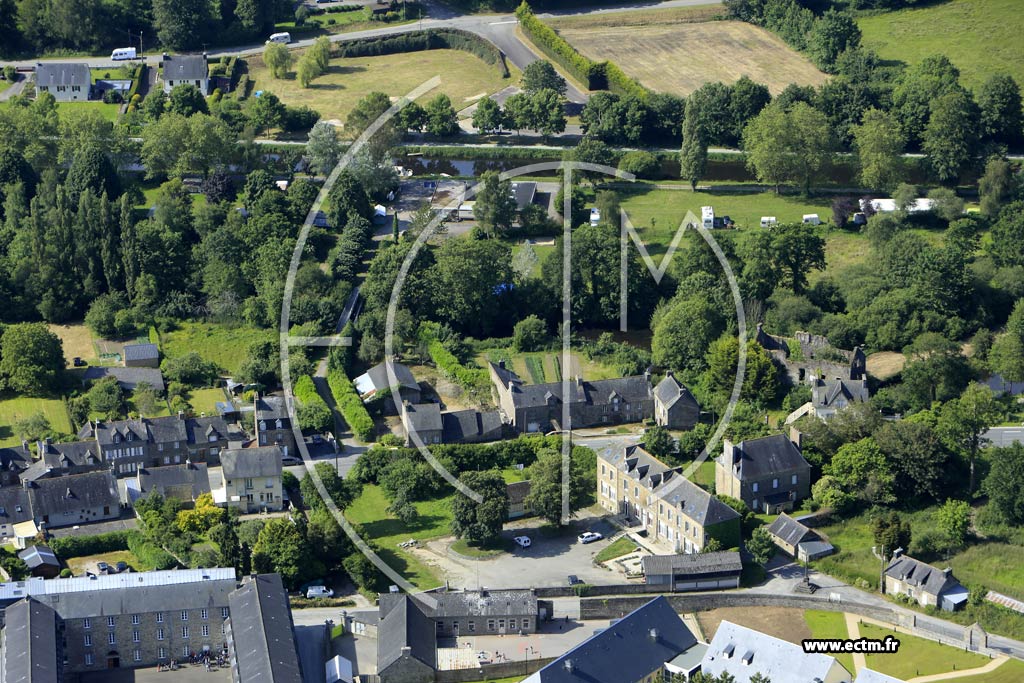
left=267, top=32, right=291, bottom=44
left=110, top=47, right=137, bottom=61
left=802, top=213, right=821, bottom=225
left=760, top=216, right=777, bottom=228
left=701, top=206, right=714, bottom=230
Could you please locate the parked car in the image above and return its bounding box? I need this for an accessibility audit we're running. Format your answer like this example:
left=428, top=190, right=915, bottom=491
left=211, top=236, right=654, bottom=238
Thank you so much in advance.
left=72, top=357, right=86, bottom=367
left=577, top=532, right=603, bottom=544
left=567, top=575, right=581, bottom=586
left=115, top=561, right=129, bottom=573
left=96, top=561, right=110, bottom=574
left=281, top=454, right=302, bottom=466
left=311, top=434, right=324, bottom=444
left=306, top=585, right=334, bottom=599
left=514, top=536, right=532, bottom=549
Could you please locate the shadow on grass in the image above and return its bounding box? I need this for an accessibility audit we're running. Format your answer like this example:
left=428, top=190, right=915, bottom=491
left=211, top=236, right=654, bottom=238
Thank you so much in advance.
left=358, top=513, right=449, bottom=540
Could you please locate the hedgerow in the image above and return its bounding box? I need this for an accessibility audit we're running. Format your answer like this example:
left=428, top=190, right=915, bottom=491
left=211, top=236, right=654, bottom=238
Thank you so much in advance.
left=327, top=368, right=375, bottom=442
left=335, top=28, right=509, bottom=77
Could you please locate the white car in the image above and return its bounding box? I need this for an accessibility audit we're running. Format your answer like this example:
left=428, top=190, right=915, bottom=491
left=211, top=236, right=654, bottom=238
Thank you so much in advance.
left=577, top=532, right=603, bottom=544
left=514, top=536, right=532, bottom=549
left=305, top=585, right=334, bottom=599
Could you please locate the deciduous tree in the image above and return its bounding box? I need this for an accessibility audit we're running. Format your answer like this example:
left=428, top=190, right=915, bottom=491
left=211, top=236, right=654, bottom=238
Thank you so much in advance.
left=449, top=470, right=509, bottom=544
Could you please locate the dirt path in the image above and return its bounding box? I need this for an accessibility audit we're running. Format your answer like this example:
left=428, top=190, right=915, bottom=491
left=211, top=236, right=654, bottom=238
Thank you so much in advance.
left=844, top=612, right=868, bottom=673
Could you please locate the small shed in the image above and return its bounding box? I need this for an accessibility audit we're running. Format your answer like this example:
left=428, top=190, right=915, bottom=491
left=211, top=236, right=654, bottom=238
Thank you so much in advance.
left=17, top=545, right=61, bottom=578
left=122, top=343, right=160, bottom=368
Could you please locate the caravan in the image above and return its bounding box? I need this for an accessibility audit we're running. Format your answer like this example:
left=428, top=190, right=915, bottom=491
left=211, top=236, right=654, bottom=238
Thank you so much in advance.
left=110, top=47, right=137, bottom=60
left=267, top=32, right=291, bottom=44
left=701, top=206, right=714, bottom=230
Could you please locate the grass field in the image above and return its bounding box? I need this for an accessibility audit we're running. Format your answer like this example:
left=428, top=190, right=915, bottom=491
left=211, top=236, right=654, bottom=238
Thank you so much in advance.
left=344, top=484, right=451, bottom=589
left=48, top=323, right=98, bottom=366
left=248, top=48, right=514, bottom=126
left=547, top=3, right=722, bottom=31
left=558, top=21, right=828, bottom=95
left=54, top=101, right=120, bottom=122
left=858, top=0, right=1024, bottom=91
left=66, top=550, right=151, bottom=576
left=159, top=322, right=275, bottom=376
left=593, top=535, right=638, bottom=563
left=185, top=387, right=226, bottom=416
left=803, top=610, right=855, bottom=673
left=949, top=543, right=1024, bottom=602
left=0, top=396, right=73, bottom=446
left=861, top=621, right=990, bottom=678
left=946, top=658, right=1024, bottom=683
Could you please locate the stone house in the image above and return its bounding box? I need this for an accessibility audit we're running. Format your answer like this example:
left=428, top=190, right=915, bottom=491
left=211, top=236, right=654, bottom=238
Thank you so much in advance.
left=440, top=408, right=505, bottom=444
left=715, top=430, right=811, bottom=514
left=755, top=324, right=866, bottom=386
left=254, top=396, right=297, bottom=457
left=598, top=445, right=740, bottom=553
left=162, top=53, right=209, bottom=95
left=653, top=373, right=700, bottom=430
left=225, top=574, right=304, bottom=682
left=134, top=461, right=211, bottom=505
left=78, top=414, right=232, bottom=476
left=883, top=550, right=969, bottom=611
left=25, top=470, right=121, bottom=530
left=354, top=361, right=422, bottom=416
left=811, top=375, right=870, bottom=419
left=400, top=403, right=443, bottom=446
left=215, top=446, right=284, bottom=513
left=765, top=513, right=834, bottom=561
left=377, top=595, right=436, bottom=683
left=35, top=63, right=91, bottom=101
left=429, top=589, right=540, bottom=637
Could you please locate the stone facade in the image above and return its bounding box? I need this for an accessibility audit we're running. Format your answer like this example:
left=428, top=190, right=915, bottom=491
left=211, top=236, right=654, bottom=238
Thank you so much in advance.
left=755, top=324, right=866, bottom=387
left=715, top=431, right=811, bottom=514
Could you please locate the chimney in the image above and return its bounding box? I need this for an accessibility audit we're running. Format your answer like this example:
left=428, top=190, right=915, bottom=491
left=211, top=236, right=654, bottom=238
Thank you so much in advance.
left=20, top=440, right=28, bottom=454
left=400, top=646, right=412, bottom=658
left=943, top=567, right=952, bottom=577
left=649, top=628, right=659, bottom=642
left=788, top=426, right=802, bottom=450
left=723, top=438, right=736, bottom=468
left=563, top=659, right=574, bottom=673
left=892, top=547, right=904, bottom=559
left=665, top=370, right=674, bottom=379
left=498, top=360, right=505, bottom=370
left=44, top=437, right=52, bottom=446
left=177, top=410, right=185, bottom=420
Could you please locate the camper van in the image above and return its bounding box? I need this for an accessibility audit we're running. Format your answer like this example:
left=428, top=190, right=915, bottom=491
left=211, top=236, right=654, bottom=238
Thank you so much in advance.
left=110, top=47, right=137, bottom=61
left=802, top=214, right=821, bottom=225
left=267, top=32, right=291, bottom=44
left=701, top=206, right=714, bottom=230
left=760, top=216, right=777, bottom=228
left=456, top=202, right=476, bottom=221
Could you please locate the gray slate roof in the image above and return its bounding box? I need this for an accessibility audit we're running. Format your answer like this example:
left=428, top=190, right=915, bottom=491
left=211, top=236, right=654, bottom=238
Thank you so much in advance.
left=162, top=54, right=208, bottom=81
left=364, top=362, right=419, bottom=393
left=441, top=409, right=503, bottom=442
left=80, top=416, right=188, bottom=447
left=602, top=446, right=739, bottom=527
left=766, top=513, right=815, bottom=546
left=654, top=374, right=699, bottom=411
left=812, top=377, right=869, bottom=408
left=0, top=446, right=29, bottom=473
left=403, top=403, right=443, bottom=433
left=884, top=553, right=961, bottom=597
left=641, top=551, right=742, bottom=577
left=26, top=471, right=119, bottom=518
left=228, top=574, right=303, bottom=683
left=17, top=545, right=60, bottom=570
left=0, top=487, right=33, bottom=525
left=82, top=366, right=166, bottom=392
left=37, top=439, right=101, bottom=469
left=123, top=342, right=160, bottom=362
left=138, top=462, right=210, bottom=500
left=378, top=594, right=437, bottom=671
left=2, top=598, right=60, bottom=683
left=501, top=371, right=653, bottom=410
left=701, top=620, right=842, bottom=683
left=35, top=62, right=90, bottom=87
left=221, top=446, right=282, bottom=479
left=722, top=434, right=809, bottom=481
left=527, top=596, right=696, bottom=683
left=430, top=589, right=537, bottom=618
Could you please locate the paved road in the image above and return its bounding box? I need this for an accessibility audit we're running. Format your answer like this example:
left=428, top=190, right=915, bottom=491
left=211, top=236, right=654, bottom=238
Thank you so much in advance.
left=984, top=426, right=1024, bottom=447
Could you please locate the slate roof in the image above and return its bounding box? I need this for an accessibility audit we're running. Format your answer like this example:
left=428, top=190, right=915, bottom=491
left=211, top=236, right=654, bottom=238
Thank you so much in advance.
left=812, top=377, right=869, bottom=409
left=137, top=462, right=210, bottom=500
left=80, top=416, right=188, bottom=447
left=123, top=342, right=160, bottom=363
left=377, top=594, right=437, bottom=671
left=701, top=620, right=844, bottom=683
left=766, top=513, right=815, bottom=546
left=359, top=362, right=419, bottom=394
left=641, top=551, right=742, bottom=577
left=603, top=446, right=739, bottom=527
left=228, top=574, right=303, bottom=683
left=403, top=403, right=443, bottom=433
left=0, top=446, right=29, bottom=473
left=722, top=434, right=809, bottom=481
left=255, top=396, right=291, bottom=423
left=492, top=363, right=653, bottom=410
left=510, top=181, right=537, bottom=210
left=855, top=669, right=906, bottom=683
left=162, top=54, right=208, bottom=81
left=37, top=439, right=101, bottom=470
left=525, top=596, right=696, bottom=683
left=441, top=409, right=503, bottom=442
left=431, top=589, right=537, bottom=618
left=507, top=481, right=531, bottom=506
left=24, top=568, right=238, bottom=619
left=17, top=545, right=60, bottom=570
left=35, top=62, right=90, bottom=88
left=186, top=415, right=232, bottom=443
left=82, top=366, right=166, bottom=392
left=0, top=487, right=33, bottom=525
left=653, top=374, right=699, bottom=410
left=884, top=553, right=961, bottom=597
left=24, top=471, right=119, bottom=519
left=221, top=446, right=282, bottom=479
left=2, top=598, right=60, bottom=683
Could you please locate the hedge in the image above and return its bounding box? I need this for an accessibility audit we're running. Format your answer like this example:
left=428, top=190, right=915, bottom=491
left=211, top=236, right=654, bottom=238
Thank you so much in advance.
left=126, top=64, right=147, bottom=103
left=49, top=531, right=130, bottom=559
left=419, top=323, right=491, bottom=395
left=515, top=2, right=647, bottom=98
left=334, top=28, right=509, bottom=77
left=294, top=374, right=334, bottom=432
left=327, top=368, right=375, bottom=442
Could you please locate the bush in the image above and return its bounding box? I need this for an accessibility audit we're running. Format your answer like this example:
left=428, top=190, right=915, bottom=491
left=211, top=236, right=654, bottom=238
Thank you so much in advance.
left=334, top=28, right=509, bottom=77
left=618, top=150, right=660, bottom=179
left=327, top=368, right=375, bottom=442
left=419, top=323, right=491, bottom=395
left=50, top=531, right=130, bottom=559
left=294, top=375, right=333, bottom=433
left=2, top=66, right=16, bottom=82
left=513, top=315, right=548, bottom=352
left=126, top=531, right=177, bottom=570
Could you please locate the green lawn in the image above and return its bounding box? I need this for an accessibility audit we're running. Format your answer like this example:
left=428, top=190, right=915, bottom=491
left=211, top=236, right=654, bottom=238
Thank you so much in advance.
left=344, top=484, right=452, bottom=589
left=617, top=186, right=833, bottom=255
left=948, top=543, right=1024, bottom=602
left=55, top=101, right=121, bottom=122
left=188, top=387, right=228, bottom=416
left=0, top=396, right=74, bottom=446
left=858, top=0, right=1024, bottom=90
left=860, top=621, right=990, bottom=679
left=944, top=658, right=1024, bottom=683
left=510, top=241, right=555, bottom=280
left=158, top=322, right=275, bottom=376
left=593, top=535, right=638, bottom=563
left=814, top=513, right=883, bottom=589
left=450, top=537, right=511, bottom=558
left=66, top=550, right=152, bottom=576
left=804, top=610, right=855, bottom=673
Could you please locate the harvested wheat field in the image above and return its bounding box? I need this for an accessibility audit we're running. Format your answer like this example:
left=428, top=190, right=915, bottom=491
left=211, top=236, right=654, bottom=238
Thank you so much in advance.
left=558, top=21, right=828, bottom=95
left=867, top=351, right=906, bottom=381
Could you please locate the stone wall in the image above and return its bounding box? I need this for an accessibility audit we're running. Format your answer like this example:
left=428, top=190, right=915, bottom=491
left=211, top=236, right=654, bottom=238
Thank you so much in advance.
left=435, top=657, right=554, bottom=683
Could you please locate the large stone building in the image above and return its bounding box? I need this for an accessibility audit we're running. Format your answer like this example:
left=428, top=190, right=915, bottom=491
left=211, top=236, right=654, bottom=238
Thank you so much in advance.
left=652, top=373, right=701, bottom=430
left=715, top=430, right=811, bottom=514
left=225, top=574, right=304, bottom=682
left=78, top=413, right=233, bottom=475
left=598, top=445, right=740, bottom=553
left=755, top=324, right=866, bottom=387
left=701, top=620, right=851, bottom=683
left=883, top=550, right=969, bottom=612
